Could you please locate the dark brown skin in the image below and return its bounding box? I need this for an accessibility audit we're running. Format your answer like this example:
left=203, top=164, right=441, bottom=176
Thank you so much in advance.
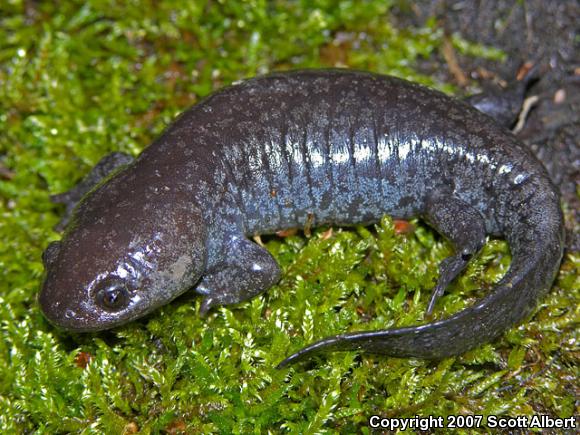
left=39, top=70, right=564, bottom=367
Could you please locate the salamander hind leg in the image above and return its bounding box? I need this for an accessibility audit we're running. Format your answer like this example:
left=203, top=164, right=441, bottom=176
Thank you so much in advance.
left=196, top=236, right=281, bottom=315
left=464, top=65, right=539, bottom=128
left=424, top=196, right=487, bottom=315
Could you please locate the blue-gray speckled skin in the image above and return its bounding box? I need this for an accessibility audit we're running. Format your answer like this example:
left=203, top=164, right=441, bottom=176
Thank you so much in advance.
left=39, top=70, right=564, bottom=367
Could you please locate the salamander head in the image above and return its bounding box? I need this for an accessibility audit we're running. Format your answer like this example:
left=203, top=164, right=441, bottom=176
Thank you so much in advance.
left=39, top=176, right=207, bottom=332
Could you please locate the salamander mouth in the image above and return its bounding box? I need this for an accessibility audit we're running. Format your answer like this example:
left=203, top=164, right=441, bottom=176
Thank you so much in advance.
left=38, top=280, right=131, bottom=332
left=38, top=271, right=160, bottom=332
left=38, top=295, right=137, bottom=332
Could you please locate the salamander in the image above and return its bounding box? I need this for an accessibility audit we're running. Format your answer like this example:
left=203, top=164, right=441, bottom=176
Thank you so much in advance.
left=39, top=70, right=564, bottom=367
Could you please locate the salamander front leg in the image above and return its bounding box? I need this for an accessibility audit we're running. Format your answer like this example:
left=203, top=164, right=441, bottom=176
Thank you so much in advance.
left=51, top=152, right=134, bottom=231
left=196, top=236, right=281, bottom=315
left=424, top=196, right=487, bottom=315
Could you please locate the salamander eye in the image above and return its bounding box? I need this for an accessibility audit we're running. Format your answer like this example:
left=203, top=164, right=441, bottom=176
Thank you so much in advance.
left=95, top=279, right=130, bottom=311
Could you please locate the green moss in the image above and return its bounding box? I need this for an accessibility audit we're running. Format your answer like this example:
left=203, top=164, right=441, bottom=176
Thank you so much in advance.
left=0, top=1, right=577, bottom=433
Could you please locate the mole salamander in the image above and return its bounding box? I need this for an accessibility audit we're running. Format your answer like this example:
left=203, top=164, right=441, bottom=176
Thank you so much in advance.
left=39, top=70, right=564, bottom=367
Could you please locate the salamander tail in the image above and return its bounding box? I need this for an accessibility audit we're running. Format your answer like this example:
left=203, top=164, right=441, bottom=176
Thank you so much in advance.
left=277, top=206, right=564, bottom=369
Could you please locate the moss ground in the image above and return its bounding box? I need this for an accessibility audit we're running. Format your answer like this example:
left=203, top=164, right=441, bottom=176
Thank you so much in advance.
left=0, top=1, right=577, bottom=433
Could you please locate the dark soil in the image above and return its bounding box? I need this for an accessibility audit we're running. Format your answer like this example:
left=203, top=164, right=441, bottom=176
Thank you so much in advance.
left=395, top=0, right=579, bottom=247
